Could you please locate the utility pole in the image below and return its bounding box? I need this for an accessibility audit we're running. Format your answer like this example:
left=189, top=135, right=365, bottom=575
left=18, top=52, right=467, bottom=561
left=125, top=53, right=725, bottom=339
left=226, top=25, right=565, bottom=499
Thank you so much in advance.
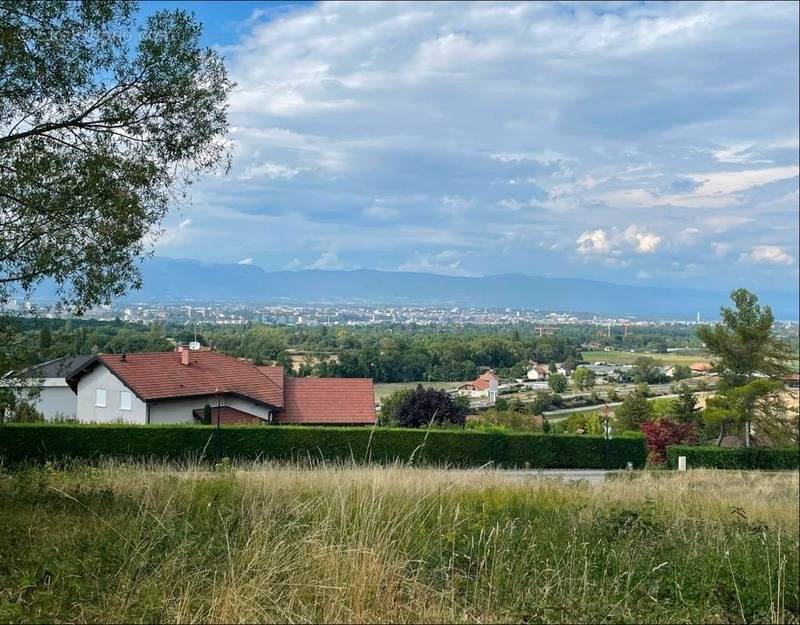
left=214, top=386, right=221, bottom=463
left=602, top=402, right=611, bottom=470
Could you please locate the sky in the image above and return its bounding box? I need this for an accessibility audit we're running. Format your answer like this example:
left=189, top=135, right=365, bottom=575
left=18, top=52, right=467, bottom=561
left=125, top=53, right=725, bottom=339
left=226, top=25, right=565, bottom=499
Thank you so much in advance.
left=142, top=1, right=798, bottom=291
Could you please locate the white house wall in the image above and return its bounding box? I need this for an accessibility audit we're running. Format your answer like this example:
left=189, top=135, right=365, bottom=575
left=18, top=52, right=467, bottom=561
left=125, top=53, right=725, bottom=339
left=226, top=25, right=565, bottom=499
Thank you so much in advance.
left=34, top=385, right=78, bottom=419
left=148, top=394, right=271, bottom=424
left=75, top=365, right=147, bottom=424
left=6, top=377, right=78, bottom=420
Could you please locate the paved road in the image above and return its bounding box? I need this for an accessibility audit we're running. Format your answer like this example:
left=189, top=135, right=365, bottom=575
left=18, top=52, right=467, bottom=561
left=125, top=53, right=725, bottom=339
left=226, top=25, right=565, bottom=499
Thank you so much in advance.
left=495, top=469, right=617, bottom=484
left=542, top=393, right=681, bottom=419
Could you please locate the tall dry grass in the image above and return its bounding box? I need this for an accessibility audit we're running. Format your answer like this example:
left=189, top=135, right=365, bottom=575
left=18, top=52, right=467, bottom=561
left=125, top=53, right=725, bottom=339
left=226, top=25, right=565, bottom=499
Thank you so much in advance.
left=1, top=461, right=797, bottom=623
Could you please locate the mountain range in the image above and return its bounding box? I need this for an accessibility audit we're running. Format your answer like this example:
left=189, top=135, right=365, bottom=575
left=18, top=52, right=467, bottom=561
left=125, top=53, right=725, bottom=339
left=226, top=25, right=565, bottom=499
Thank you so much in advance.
left=97, top=257, right=800, bottom=320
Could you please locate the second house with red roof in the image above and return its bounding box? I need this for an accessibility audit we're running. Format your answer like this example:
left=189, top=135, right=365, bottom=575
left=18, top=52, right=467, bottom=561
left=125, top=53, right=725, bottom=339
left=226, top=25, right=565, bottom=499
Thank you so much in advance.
left=66, top=346, right=376, bottom=426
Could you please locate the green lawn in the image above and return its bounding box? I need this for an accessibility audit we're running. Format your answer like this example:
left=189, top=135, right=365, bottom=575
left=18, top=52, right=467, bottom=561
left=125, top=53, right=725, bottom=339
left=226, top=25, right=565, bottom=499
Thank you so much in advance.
left=374, top=381, right=467, bottom=401
left=582, top=350, right=710, bottom=366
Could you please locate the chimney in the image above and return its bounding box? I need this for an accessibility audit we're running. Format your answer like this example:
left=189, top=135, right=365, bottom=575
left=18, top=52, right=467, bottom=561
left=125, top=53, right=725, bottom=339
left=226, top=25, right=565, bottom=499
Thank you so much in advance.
left=181, top=349, right=189, bottom=366
left=121, top=352, right=126, bottom=362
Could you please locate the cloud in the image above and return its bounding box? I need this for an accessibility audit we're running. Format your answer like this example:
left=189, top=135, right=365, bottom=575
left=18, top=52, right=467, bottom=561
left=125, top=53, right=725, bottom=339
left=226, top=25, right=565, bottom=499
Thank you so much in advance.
left=237, top=161, right=300, bottom=181
left=710, top=242, right=732, bottom=258
left=624, top=226, right=662, bottom=254
left=363, top=200, right=401, bottom=220
left=576, top=230, right=613, bottom=256
left=157, top=1, right=798, bottom=291
left=739, top=246, right=795, bottom=266
left=153, top=218, right=192, bottom=248
left=576, top=225, right=662, bottom=256
left=283, top=258, right=302, bottom=270
left=237, top=258, right=253, bottom=265
left=636, top=270, right=654, bottom=280
left=307, top=251, right=350, bottom=270
left=398, top=250, right=469, bottom=275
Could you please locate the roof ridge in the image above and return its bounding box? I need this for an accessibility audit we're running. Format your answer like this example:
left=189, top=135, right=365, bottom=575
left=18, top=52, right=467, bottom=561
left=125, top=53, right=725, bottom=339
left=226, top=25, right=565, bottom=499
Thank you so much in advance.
left=227, top=354, right=284, bottom=396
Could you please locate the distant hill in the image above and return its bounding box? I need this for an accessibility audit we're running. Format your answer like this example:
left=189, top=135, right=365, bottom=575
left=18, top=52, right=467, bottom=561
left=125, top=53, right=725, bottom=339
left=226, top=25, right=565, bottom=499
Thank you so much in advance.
left=98, top=257, right=798, bottom=320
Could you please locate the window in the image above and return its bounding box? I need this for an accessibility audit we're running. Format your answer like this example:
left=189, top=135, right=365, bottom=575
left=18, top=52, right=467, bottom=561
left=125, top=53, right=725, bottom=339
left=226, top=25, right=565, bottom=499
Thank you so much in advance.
left=95, top=388, right=107, bottom=407
left=120, top=391, right=132, bottom=411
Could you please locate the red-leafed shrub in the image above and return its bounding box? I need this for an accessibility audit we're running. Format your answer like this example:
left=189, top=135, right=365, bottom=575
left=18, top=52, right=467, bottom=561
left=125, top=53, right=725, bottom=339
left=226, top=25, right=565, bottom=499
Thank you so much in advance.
left=640, top=419, right=699, bottom=464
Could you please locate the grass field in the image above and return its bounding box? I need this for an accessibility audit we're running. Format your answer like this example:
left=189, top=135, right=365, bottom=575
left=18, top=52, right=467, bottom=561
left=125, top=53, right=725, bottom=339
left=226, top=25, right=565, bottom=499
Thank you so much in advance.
left=582, top=350, right=710, bottom=366
left=374, top=380, right=466, bottom=401
left=1, top=462, right=797, bottom=623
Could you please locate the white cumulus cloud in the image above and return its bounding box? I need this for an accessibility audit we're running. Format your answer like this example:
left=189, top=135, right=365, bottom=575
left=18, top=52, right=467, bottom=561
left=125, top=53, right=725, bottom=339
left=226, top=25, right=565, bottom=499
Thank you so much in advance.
left=739, top=246, right=795, bottom=266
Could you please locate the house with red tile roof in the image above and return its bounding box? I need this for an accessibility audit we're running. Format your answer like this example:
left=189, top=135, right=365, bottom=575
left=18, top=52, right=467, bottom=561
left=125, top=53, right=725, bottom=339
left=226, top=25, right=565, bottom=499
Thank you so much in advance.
left=66, top=347, right=375, bottom=425
left=689, top=362, right=713, bottom=374
left=456, top=370, right=499, bottom=402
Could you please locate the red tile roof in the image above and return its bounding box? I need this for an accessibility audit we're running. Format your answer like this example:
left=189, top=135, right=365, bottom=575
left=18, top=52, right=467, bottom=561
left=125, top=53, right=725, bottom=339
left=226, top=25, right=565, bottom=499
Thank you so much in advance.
left=68, top=352, right=376, bottom=425
left=79, top=351, right=284, bottom=407
left=468, top=370, right=498, bottom=391
left=258, top=366, right=285, bottom=395
left=277, top=377, right=376, bottom=425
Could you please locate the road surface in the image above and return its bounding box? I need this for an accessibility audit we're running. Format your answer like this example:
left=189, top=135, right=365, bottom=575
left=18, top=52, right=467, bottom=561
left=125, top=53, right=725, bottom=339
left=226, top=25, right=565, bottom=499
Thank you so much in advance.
left=496, top=469, right=617, bottom=484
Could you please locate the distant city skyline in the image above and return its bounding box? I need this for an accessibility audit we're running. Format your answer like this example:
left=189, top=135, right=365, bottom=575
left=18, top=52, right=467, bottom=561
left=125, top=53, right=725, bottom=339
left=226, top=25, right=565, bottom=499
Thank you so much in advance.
left=143, top=1, right=798, bottom=292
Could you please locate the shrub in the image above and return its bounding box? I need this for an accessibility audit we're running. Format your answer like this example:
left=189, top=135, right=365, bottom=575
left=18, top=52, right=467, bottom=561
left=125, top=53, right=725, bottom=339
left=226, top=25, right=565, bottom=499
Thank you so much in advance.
left=561, top=411, right=603, bottom=435
left=8, top=401, right=44, bottom=423
left=640, top=419, right=699, bottom=464
left=377, top=387, right=413, bottom=426
left=666, top=445, right=799, bottom=470
left=0, top=423, right=648, bottom=469
left=393, top=385, right=468, bottom=428
left=466, top=410, right=542, bottom=433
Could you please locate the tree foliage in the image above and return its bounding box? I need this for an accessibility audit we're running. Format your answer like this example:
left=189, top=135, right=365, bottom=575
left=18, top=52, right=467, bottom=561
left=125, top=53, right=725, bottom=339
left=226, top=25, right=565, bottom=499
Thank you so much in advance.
left=384, top=385, right=469, bottom=429
left=698, top=289, right=793, bottom=446
left=614, top=390, right=653, bottom=432
left=548, top=373, right=567, bottom=393
left=631, top=356, right=665, bottom=384
left=668, top=384, right=701, bottom=423
left=572, top=366, right=596, bottom=390
left=671, top=364, right=692, bottom=381
left=640, top=419, right=698, bottom=463
left=1, top=1, right=232, bottom=311
left=698, top=289, right=792, bottom=386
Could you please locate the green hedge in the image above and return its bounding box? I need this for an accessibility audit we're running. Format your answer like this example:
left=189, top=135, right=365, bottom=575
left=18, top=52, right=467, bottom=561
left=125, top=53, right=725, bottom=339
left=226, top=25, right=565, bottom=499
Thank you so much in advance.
left=666, top=445, right=800, bottom=470
left=0, top=423, right=647, bottom=469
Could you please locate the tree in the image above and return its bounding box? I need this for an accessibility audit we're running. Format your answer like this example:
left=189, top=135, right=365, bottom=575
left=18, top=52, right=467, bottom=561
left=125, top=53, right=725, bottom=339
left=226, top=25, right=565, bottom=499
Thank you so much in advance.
left=698, top=289, right=793, bottom=446
left=548, top=361, right=557, bottom=374
left=548, top=373, right=567, bottom=393
left=377, top=388, right=413, bottom=426
left=572, top=366, right=596, bottom=391
left=389, top=385, right=468, bottom=428
left=640, top=419, right=699, bottom=463
left=668, top=384, right=700, bottom=423
left=39, top=327, right=52, bottom=349
left=632, top=356, right=661, bottom=384
left=704, top=378, right=789, bottom=447
left=1, top=2, right=232, bottom=312
left=529, top=391, right=553, bottom=415
left=614, top=390, right=653, bottom=431
left=671, top=364, right=692, bottom=381
left=494, top=397, right=509, bottom=411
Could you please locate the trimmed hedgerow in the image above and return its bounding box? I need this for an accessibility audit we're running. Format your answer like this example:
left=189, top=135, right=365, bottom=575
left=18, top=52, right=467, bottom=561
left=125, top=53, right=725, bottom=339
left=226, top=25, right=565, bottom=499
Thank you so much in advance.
left=0, top=423, right=647, bottom=469
left=666, top=445, right=799, bottom=470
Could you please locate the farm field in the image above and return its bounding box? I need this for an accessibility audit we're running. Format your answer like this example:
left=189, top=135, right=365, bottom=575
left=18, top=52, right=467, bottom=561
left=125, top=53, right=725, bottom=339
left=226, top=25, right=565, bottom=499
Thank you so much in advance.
left=582, top=350, right=710, bottom=366
left=374, top=380, right=467, bottom=401
left=1, top=462, right=797, bottom=624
